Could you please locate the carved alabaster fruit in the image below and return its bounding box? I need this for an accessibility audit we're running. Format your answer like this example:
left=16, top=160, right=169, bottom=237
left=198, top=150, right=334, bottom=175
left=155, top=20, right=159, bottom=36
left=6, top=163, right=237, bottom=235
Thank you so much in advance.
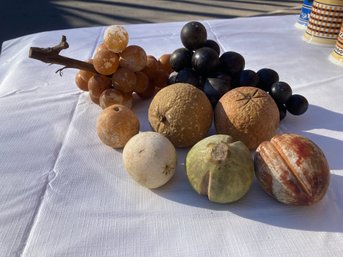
left=148, top=83, right=212, bottom=148
left=185, top=134, right=254, bottom=203
left=96, top=104, right=139, bottom=148
left=214, top=86, right=279, bottom=150
left=254, top=133, right=330, bottom=205
left=123, top=131, right=177, bottom=189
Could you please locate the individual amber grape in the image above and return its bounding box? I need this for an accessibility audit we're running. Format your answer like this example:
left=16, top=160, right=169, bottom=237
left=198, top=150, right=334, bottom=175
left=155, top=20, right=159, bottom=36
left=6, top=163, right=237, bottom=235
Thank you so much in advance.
left=154, top=87, right=163, bottom=95
left=89, top=93, right=100, bottom=105
left=93, top=49, right=120, bottom=75
left=112, top=67, right=137, bottom=93
left=152, top=69, right=169, bottom=88
left=104, top=25, right=129, bottom=53
left=134, top=71, right=149, bottom=94
left=159, top=54, right=173, bottom=74
left=99, top=88, right=133, bottom=109
left=75, top=72, right=89, bottom=91
left=142, top=55, right=159, bottom=79
left=119, top=45, right=147, bottom=72
left=88, top=74, right=112, bottom=104
left=79, top=59, right=96, bottom=81
left=96, top=42, right=108, bottom=53
left=136, top=82, right=155, bottom=99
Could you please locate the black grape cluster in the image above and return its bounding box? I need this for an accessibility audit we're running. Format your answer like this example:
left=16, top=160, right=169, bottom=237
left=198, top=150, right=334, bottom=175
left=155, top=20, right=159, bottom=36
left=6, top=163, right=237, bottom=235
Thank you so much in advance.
left=167, top=21, right=308, bottom=120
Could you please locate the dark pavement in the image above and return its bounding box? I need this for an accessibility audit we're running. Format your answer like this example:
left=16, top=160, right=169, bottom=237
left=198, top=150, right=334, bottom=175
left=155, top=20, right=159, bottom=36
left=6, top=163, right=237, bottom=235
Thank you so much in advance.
left=1, top=0, right=301, bottom=49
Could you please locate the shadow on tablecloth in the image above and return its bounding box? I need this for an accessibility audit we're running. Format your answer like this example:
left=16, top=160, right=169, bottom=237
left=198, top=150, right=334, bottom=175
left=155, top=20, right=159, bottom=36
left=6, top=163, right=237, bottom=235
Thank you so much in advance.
left=280, top=104, right=343, bottom=170
left=154, top=170, right=343, bottom=233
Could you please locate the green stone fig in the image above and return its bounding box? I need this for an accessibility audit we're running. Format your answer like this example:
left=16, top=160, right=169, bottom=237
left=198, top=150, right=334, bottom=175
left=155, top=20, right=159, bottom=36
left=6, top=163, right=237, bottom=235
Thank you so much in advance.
left=185, top=134, right=254, bottom=203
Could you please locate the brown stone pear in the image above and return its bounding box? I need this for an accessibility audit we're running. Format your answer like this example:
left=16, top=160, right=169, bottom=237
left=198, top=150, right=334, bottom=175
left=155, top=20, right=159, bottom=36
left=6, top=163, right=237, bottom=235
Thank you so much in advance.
left=148, top=83, right=212, bottom=148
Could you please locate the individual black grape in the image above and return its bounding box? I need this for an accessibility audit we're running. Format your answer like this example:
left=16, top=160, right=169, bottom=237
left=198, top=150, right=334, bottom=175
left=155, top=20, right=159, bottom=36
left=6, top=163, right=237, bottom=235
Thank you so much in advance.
left=285, top=94, right=309, bottom=115
left=270, top=81, right=292, bottom=104
left=180, top=21, right=207, bottom=51
left=202, top=39, right=220, bottom=55
left=168, top=71, right=178, bottom=85
left=206, top=77, right=231, bottom=95
left=175, top=68, right=202, bottom=88
left=169, top=48, right=193, bottom=72
left=219, top=51, right=245, bottom=76
left=192, top=47, right=219, bottom=76
left=277, top=103, right=287, bottom=121
left=256, top=68, right=279, bottom=92
left=238, top=69, right=259, bottom=87
left=203, top=78, right=231, bottom=107
left=205, top=95, right=219, bottom=109
left=198, top=75, right=207, bottom=89
left=214, top=72, right=231, bottom=83
left=230, top=74, right=240, bottom=88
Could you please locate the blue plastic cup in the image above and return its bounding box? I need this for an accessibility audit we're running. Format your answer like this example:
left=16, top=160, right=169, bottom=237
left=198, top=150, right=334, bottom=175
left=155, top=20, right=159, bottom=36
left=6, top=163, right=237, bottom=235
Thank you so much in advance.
left=295, top=0, right=314, bottom=29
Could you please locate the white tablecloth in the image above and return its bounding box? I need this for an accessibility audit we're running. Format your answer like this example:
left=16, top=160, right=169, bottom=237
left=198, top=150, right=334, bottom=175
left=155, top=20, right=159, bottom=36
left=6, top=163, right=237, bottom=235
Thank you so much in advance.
left=1, top=15, right=343, bottom=257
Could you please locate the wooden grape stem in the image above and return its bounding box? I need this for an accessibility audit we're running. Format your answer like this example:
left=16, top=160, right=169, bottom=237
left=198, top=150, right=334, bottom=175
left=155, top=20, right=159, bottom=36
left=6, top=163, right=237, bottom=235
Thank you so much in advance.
left=28, top=35, right=98, bottom=75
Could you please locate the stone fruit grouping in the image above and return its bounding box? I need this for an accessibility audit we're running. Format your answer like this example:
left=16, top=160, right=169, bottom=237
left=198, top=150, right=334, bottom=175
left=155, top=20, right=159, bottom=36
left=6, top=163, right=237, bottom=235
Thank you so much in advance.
left=73, top=24, right=329, bottom=207
left=145, top=83, right=330, bottom=206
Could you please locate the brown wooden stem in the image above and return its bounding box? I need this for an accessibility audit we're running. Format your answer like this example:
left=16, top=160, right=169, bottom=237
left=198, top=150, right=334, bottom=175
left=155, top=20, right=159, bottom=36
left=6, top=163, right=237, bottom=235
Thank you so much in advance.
left=28, top=35, right=97, bottom=75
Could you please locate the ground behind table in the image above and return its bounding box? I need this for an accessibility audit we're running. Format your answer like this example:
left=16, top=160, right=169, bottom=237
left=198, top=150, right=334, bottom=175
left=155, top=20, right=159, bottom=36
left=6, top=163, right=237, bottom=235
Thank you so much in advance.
left=1, top=0, right=301, bottom=51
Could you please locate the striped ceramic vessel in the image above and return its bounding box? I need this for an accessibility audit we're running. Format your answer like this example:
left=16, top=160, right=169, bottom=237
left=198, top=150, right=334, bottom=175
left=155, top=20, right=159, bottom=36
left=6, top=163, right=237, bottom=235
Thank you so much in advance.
left=304, top=0, right=343, bottom=45
left=329, top=21, right=343, bottom=65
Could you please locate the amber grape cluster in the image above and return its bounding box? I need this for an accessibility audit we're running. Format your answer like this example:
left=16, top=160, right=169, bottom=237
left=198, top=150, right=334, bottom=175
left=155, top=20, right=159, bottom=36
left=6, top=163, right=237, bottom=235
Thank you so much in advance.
left=75, top=25, right=173, bottom=109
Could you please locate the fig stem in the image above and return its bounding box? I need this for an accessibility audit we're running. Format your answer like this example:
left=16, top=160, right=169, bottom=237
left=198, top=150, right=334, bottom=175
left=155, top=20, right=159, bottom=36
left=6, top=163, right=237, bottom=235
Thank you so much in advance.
left=210, top=142, right=230, bottom=162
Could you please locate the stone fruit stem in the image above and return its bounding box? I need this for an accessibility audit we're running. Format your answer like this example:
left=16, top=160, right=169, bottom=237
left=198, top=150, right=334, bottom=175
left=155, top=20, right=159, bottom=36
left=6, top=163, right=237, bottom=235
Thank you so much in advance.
left=29, top=35, right=98, bottom=75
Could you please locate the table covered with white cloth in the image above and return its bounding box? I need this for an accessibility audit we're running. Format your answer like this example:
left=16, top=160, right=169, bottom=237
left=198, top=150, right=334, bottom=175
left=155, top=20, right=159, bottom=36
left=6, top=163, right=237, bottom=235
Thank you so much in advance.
left=1, top=15, right=343, bottom=257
